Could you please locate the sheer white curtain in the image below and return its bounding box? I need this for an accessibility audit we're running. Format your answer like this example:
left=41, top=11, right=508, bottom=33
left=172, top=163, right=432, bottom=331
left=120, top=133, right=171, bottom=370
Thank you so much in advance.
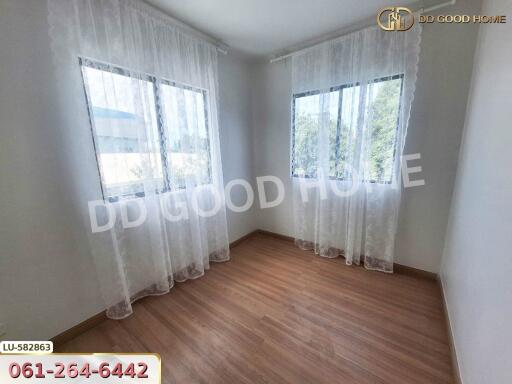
left=292, top=22, right=421, bottom=272
left=48, top=0, right=229, bottom=318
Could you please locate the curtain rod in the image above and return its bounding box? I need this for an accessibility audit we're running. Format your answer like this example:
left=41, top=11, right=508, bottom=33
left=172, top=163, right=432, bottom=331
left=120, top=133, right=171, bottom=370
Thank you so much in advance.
left=140, top=1, right=228, bottom=55
left=269, top=0, right=456, bottom=63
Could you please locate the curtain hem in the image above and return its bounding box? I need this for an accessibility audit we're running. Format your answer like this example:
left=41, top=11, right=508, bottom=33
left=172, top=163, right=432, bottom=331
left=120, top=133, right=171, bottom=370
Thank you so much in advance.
left=294, top=238, right=393, bottom=273
left=105, top=247, right=230, bottom=319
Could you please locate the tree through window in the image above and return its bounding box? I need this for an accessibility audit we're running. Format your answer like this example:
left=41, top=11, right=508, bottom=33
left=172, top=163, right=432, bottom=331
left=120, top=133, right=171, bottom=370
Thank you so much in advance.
left=291, top=74, right=403, bottom=184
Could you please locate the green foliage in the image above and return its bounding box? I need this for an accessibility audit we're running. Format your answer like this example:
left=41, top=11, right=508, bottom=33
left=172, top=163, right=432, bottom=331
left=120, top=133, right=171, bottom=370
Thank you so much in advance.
left=367, top=79, right=401, bottom=182
left=293, top=112, right=319, bottom=177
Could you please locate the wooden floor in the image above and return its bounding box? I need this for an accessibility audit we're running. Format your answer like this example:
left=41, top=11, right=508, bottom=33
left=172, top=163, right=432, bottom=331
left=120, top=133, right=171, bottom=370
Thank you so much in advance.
left=59, top=233, right=453, bottom=383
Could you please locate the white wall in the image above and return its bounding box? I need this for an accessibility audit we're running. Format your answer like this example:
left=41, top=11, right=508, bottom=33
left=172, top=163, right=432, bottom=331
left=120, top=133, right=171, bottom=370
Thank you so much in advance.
left=440, top=0, right=512, bottom=383
left=0, top=0, right=104, bottom=342
left=218, top=54, right=258, bottom=242
left=0, top=0, right=255, bottom=340
left=395, top=0, right=482, bottom=272
left=251, top=0, right=482, bottom=273
left=250, top=60, right=294, bottom=232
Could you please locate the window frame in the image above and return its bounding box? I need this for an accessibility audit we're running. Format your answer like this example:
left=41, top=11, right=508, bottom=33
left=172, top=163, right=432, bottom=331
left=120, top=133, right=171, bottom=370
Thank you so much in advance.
left=157, top=78, right=213, bottom=191
left=79, top=57, right=213, bottom=201
left=291, top=73, right=404, bottom=184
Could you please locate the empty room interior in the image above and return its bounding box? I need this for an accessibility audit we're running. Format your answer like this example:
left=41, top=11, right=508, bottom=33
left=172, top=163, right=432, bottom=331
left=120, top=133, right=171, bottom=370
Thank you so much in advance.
left=1, top=0, right=511, bottom=383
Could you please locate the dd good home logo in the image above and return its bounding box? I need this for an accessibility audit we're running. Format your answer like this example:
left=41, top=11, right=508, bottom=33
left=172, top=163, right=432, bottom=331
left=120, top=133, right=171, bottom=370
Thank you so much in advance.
left=377, top=7, right=414, bottom=31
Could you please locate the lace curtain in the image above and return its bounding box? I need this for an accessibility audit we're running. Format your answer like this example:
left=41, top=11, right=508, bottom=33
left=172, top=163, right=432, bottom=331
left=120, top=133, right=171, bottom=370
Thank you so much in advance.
left=48, top=0, right=229, bottom=318
left=292, top=22, right=422, bottom=272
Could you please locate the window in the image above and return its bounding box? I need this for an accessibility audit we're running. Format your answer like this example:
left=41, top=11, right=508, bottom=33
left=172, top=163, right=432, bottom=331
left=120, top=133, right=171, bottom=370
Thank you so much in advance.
left=159, top=80, right=211, bottom=190
left=291, top=74, right=403, bottom=184
left=80, top=58, right=212, bottom=200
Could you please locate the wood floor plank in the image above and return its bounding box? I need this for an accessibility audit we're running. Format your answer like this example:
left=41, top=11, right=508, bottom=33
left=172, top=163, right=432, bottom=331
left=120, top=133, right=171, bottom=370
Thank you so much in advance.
left=58, top=233, right=453, bottom=383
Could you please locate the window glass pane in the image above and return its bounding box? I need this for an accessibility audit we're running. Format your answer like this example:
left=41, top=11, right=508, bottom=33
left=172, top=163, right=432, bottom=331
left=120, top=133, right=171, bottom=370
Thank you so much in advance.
left=335, top=84, right=361, bottom=179
left=291, top=76, right=402, bottom=184
left=82, top=65, right=163, bottom=199
left=160, top=83, right=211, bottom=189
left=293, top=91, right=338, bottom=178
left=367, top=77, right=402, bottom=183
left=327, top=91, right=341, bottom=178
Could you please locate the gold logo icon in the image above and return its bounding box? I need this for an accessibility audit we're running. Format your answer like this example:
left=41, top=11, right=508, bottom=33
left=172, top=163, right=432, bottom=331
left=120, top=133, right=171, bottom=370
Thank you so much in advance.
left=377, top=7, right=414, bottom=31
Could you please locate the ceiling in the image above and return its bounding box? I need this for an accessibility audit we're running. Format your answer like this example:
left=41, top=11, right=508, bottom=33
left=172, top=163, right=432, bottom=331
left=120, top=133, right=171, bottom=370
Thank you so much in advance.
left=145, top=0, right=420, bottom=59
